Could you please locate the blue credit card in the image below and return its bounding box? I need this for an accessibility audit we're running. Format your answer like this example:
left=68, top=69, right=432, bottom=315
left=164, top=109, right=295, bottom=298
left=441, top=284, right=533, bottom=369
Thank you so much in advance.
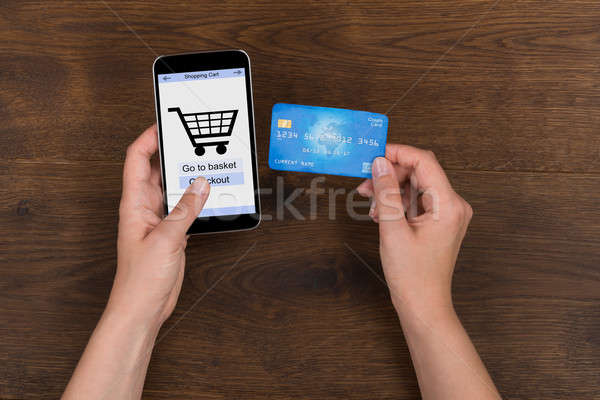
left=268, top=103, right=388, bottom=178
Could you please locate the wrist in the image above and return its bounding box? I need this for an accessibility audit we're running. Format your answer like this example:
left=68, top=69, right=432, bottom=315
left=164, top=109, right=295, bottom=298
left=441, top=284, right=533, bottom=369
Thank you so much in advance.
left=105, top=292, right=165, bottom=336
left=390, top=288, right=455, bottom=328
left=103, top=304, right=161, bottom=338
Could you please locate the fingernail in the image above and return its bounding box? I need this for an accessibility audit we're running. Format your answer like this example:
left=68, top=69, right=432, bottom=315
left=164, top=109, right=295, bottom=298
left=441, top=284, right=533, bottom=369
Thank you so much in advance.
left=373, top=157, right=390, bottom=178
left=357, top=186, right=373, bottom=198
left=189, top=177, right=209, bottom=196
left=369, top=200, right=376, bottom=217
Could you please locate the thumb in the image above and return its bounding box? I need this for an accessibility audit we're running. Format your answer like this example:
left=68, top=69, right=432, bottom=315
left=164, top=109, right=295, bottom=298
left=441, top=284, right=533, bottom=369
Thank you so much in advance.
left=152, top=177, right=210, bottom=241
left=372, top=157, right=409, bottom=237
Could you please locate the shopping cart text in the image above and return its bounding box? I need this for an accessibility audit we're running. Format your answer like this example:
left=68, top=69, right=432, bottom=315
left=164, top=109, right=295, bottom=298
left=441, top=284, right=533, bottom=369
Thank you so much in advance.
left=184, top=72, right=220, bottom=80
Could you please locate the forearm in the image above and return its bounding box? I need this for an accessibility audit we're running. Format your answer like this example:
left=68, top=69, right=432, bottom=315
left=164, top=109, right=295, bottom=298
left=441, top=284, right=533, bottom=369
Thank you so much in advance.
left=394, top=296, right=501, bottom=400
left=62, top=303, right=160, bottom=400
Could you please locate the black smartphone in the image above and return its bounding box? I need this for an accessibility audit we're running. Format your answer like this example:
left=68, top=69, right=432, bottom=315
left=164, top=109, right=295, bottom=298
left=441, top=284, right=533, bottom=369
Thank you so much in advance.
left=153, top=50, right=261, bottom=234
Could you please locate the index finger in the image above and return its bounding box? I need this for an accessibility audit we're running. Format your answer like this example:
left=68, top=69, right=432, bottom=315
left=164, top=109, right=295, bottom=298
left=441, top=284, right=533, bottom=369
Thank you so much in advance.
left=122, top=124, right=158, bottom=199
left=385, top=144, right=454, bottom=197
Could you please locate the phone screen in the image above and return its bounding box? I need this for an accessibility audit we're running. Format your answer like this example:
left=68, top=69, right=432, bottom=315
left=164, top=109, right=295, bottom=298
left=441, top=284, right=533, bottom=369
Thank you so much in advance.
left=156, top=67, right=257, bottom=221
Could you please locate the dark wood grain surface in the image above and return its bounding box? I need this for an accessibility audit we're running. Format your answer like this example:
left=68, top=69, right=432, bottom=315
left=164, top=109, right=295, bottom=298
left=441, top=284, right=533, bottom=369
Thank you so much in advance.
left=1, top=1, right=599, bottom=399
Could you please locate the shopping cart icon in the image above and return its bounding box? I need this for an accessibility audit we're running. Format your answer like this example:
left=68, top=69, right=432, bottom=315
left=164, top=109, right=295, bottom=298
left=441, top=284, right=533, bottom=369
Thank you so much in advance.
left=168, top=107, right=238, bottom=156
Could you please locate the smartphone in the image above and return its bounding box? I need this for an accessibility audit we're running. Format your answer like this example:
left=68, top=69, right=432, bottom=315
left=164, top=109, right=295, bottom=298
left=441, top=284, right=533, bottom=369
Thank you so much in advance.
left=153, top=50, right=261, bottom=234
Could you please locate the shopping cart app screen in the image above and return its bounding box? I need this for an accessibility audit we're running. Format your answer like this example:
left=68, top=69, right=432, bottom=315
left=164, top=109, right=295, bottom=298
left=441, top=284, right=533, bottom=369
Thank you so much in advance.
left=157, top=68, right=256, bottom=217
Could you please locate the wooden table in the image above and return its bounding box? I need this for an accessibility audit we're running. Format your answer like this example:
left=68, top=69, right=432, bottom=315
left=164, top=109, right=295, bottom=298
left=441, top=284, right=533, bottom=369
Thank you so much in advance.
left=1, top=1, right=599, bottom=398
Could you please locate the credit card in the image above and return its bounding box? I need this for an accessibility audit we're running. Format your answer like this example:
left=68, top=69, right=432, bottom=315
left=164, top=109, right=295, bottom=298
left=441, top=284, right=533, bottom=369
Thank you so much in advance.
left=268, top=103, right=388, bottom=178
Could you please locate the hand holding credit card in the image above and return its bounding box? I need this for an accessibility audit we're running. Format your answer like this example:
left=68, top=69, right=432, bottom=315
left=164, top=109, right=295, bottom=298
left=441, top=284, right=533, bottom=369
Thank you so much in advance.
left=268, top=103, right=388, bottom=178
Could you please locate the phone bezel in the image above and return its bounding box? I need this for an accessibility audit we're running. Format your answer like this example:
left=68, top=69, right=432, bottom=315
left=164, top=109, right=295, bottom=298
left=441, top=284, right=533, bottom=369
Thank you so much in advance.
left=153, top=50, right=261, bottom=234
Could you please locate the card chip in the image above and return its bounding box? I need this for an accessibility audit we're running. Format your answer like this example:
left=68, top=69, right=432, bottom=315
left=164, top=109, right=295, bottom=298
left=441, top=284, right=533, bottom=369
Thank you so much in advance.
left=278, top=119, right=292, bottom=128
